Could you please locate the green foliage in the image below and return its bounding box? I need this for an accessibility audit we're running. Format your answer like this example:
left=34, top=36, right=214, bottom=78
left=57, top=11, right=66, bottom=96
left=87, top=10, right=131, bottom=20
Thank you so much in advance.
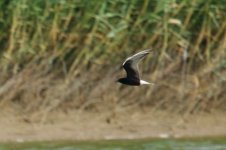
left=0, top=0, right=225, bottom=69
left=0, top=0, right=224, bottom=79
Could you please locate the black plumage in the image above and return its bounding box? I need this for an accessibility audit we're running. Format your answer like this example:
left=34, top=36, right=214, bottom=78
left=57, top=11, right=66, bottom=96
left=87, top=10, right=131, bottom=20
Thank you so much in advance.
left=117, top=49, right=153, bottom=86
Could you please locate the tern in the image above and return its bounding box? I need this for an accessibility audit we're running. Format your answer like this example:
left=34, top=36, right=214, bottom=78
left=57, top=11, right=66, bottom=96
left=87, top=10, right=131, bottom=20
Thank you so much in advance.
left=117, top=49, right=153, bottom=86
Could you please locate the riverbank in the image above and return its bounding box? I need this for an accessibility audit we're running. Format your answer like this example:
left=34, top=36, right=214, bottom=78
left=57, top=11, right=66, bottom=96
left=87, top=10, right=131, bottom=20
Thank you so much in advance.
left=0, top=109, right=226, bottom=142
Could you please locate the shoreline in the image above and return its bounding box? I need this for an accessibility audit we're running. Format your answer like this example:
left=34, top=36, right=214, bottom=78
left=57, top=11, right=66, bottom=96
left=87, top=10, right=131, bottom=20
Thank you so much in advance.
left=0, top=110, right=226, bottom=142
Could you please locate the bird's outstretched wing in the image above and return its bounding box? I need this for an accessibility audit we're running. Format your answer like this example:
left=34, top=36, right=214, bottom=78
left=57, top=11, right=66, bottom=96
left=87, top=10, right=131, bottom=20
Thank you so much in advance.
left=122, top=49, right=151, bottom=80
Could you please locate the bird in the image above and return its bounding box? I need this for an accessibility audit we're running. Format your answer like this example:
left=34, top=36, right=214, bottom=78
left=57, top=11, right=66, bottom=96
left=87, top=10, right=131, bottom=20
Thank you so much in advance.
left=117, top=49, right=153, bottom=86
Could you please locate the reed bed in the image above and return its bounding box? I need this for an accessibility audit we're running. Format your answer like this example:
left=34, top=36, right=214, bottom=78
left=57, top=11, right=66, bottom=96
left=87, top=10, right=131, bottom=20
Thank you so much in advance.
left=0, top=0, right=225, bottom=116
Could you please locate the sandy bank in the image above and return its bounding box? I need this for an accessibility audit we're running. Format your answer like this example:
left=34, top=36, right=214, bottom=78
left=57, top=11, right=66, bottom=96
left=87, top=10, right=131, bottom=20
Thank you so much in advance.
left=0, top=110, right=226, bottom=142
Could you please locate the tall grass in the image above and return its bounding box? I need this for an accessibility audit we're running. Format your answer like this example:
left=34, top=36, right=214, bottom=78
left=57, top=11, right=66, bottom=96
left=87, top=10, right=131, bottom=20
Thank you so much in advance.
left=0, top=0, right=225, bottom=115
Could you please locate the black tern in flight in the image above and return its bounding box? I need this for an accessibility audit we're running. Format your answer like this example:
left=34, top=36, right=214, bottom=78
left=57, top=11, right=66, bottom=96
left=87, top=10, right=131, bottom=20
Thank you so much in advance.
left=117, top=49, right=153, bottom=86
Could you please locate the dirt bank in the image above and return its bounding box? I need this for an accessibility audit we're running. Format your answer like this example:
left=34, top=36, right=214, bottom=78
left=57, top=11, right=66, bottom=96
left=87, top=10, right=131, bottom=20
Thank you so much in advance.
left=0, top=109, right=226, bottom=142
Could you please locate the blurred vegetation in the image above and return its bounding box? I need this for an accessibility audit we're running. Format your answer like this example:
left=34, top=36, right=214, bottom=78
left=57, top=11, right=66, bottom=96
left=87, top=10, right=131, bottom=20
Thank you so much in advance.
left=0, top=0, right=225, bottom=116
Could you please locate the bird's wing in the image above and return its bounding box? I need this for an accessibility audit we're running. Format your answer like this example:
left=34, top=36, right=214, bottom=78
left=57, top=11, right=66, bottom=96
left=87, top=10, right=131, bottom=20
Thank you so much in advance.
left=122, top=49, right=151, bottom=80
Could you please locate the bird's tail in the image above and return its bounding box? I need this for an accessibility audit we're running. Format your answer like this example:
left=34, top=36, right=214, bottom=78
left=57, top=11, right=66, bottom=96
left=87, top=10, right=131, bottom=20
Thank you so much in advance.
left=140, top=80, right=154, bottom=85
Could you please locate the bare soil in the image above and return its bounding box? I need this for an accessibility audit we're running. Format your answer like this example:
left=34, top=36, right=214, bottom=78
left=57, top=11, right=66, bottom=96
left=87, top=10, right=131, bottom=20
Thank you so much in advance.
left=0, top=108, right=226, bottom=142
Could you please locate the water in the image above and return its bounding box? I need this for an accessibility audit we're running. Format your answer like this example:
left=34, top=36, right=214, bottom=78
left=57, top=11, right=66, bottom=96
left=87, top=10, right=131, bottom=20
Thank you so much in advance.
left=1, top=137, right=226, bottom=150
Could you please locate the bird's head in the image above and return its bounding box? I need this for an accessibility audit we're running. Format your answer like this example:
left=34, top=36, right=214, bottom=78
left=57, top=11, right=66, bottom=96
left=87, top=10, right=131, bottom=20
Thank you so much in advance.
left=116, top=78, right=122, bottom=83
left=116, top=78, right=126, bottom=84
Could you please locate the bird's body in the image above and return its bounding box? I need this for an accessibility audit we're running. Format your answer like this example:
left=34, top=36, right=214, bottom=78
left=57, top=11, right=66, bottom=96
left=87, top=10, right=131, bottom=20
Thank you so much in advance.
left=117, top=49, right=153, bottom=86
left=117, top=78, right=140, bottom=86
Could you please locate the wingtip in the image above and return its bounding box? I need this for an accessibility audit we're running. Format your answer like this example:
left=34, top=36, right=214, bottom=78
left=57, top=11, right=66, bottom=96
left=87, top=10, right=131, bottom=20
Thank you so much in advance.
left=143, top=48, right=152, bottom=52
left=122, top=48, right=153, bottom=66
